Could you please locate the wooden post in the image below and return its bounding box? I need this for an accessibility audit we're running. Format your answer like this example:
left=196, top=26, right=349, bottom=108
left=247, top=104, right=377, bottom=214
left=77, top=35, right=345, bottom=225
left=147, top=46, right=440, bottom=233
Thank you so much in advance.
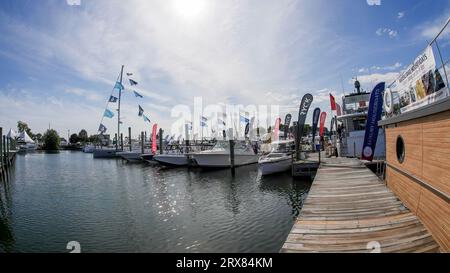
left=159, top=128, right=163, bottom=154
left=114, top=133, right=118, bottom=150
left=318, top=143, right=321, bottom=165
left=229, top=139, right=235, bottom=175
left=120, top=133, right=124, bottom=151
left=128, top=127, right=132, bottom=152
left=3, top=136, right=6, bottom=169
left=0, top=127, right=3, bottom=173
left=6, top=137, right=10, bottom=167
left=353, top=142, right=356, bottom=158
left=141, top=131, right=144, bottom=154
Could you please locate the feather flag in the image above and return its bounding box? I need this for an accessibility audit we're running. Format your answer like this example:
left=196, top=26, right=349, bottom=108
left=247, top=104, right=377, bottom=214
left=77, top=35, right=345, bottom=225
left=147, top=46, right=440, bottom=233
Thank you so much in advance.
left=151, top=124, right=157, bottom=154
left=138, top=105, right=144, bottom=117
left=114, top=82, right=124, bottom=90
left=129, top=79, right=138, bottom=86
left=103, top=109, right=114, bottom=118
left=98, top=124, right=107, bottom=134
left=109, top=95, right=118, bottom=103
left=336, top=103, right=342, bottom=116
left=133, top=90, right=143, bottom=98
left=143, top=115, right=151, bottom=123
left=330, top=94, right=337, bottom=111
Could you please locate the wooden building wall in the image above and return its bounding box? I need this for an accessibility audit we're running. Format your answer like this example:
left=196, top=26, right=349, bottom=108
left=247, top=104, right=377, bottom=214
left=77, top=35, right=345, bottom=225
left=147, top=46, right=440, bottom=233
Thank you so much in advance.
left=385, top=110, right=450, bottom=252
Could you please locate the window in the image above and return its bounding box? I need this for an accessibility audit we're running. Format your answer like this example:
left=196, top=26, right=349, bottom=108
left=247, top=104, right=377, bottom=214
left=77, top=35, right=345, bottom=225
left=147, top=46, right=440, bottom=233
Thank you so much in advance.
left=396, top=136, right=405, bottom=163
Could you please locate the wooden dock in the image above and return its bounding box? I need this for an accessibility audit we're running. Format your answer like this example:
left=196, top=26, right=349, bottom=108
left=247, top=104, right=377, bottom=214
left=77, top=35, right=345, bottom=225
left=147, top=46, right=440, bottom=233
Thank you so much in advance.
left=281, top=157, right=440, bottom=253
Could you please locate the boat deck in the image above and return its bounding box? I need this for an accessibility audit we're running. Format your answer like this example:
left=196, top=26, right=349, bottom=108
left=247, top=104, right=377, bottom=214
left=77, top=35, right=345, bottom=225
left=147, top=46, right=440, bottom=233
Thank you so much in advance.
left=281, top=157, right=440, bottom=253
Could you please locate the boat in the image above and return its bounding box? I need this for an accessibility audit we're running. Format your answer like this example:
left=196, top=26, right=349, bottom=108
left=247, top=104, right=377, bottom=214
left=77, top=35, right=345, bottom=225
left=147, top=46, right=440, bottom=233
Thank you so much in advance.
left=82, top=144, right=95, bottom=153
left=117, top=149, right=151, bottom=162
left=153, top=154, right=189, bottom=167
left=258, top=140, right=295, bottom=176
left=140, top=153, right=155, bottom=163
left=336, top=79, right=386, bottom=158
left=17, top=131, right=37, bottom=152
left=191, top=140, right=258, bottom=168
left=93, top=148, right=120, bottom=158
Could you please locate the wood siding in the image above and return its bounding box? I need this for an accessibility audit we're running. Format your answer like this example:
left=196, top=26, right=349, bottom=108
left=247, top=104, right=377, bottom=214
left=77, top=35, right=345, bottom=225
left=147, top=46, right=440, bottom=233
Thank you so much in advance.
left=385, top=110, right=450, bottom=252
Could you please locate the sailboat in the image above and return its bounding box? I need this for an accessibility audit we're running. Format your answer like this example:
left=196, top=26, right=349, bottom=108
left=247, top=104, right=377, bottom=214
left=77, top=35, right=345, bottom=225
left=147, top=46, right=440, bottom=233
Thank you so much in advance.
left=17, top=131, right=37, bottom=152
left=93, top=66, right=125, bottom=159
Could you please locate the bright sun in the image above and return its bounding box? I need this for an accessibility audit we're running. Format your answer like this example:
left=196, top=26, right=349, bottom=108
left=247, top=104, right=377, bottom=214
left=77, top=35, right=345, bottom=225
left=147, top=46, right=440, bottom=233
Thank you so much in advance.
left=172, top=0, right=207, bottom=20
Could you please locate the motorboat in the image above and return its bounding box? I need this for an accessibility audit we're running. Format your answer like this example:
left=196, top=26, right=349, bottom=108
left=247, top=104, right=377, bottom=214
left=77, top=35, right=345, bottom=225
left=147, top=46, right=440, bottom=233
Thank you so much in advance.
left=82, top=144, right=95, bottom=153
left=93, top=148, right=120, bottom=158
left=191, top=140, right=258, bottom=168
left=258, top=140, right=294, bottom=176
left=117, top=149, right=152, bottom=162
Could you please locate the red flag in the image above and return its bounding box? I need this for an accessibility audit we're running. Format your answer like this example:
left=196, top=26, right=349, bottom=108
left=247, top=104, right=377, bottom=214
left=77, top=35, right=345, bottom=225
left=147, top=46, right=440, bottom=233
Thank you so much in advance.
left=274, top=118, right=281, bottom=141
left=152, top=124, right=158, bottom=154
left=336, top=103, right=342, bottom=116
left=319, top=112, right=327, bottom=137
left=330, top=94, right=337, bottom=111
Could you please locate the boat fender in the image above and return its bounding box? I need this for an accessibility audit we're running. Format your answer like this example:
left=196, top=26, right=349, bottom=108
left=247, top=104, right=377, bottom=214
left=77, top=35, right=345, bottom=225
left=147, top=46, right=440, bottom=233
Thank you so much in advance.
left=383, top=88, right=394, bottom=114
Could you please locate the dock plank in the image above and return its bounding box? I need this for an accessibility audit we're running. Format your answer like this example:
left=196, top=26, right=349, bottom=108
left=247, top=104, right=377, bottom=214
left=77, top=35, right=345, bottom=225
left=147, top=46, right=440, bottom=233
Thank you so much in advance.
left=281, top=157, right=440, bottom=253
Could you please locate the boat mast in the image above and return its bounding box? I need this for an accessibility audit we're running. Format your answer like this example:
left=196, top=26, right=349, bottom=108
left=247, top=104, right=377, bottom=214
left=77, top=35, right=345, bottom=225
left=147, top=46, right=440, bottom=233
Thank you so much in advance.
left=117, top=65, right=124, bottom=150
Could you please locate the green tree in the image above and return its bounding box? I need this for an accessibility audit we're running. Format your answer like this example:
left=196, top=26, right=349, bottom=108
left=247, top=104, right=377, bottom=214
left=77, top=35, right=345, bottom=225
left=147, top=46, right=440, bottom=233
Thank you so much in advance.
left=69, top=133, right=79, bottom=144
left=78, top=129, right=88, bottom=143
left=17, top=121, right=34, bottom=138
left=34, top=133, right=43, bottom=143
left=42, top=129, right=60, bottom=150
left=88, top=135, right=99, bottom=143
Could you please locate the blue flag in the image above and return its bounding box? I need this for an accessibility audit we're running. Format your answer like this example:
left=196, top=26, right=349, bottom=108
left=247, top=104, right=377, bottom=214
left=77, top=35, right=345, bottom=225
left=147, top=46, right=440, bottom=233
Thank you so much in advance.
left=218, top=118, right=226, bottom=126
left=114, top=82, right=124, bottom=90
left=201, top=116, right=208, bottom=122
left=109, top=95, right=118, bottom=102
left=200, top=121, right=208, bottom=127
left=138, top=105, right=144, bottom=117
left=361, top=82, right=385, bottom=161
left=239, top=115, right=249, bottom=123
left=129, top=79, right=138, bottom=86
left=133, top=91, right=143, bottom=98
left=98, top=123, right=107, bottom=133
left=143, top=115, right=151, bottom=123
left=103, top=109, right=114, bottom=118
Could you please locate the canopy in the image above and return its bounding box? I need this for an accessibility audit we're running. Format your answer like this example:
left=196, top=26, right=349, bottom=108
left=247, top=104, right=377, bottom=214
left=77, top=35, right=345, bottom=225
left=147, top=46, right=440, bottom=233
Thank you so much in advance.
left=19, top=131, right=35, bottom=143
left=6, top=128, right=17, bottom=139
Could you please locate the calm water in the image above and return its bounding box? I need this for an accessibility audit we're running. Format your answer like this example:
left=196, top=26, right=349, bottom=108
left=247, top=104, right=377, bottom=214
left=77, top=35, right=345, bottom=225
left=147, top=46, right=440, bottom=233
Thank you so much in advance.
left=0, top=151, right=310, bottom=253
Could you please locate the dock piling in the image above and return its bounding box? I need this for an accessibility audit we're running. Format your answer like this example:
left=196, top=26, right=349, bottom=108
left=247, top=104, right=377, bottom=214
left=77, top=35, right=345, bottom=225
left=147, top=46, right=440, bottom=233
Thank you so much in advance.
left=141, top=131, right=144, bottom=154
left=229, top=140, right=235, bottom=175
left=0, top=127, right=3, bottom=176
left=128, top=127, right=132, bottom=152
left=159, top=128, right=163, bottom=154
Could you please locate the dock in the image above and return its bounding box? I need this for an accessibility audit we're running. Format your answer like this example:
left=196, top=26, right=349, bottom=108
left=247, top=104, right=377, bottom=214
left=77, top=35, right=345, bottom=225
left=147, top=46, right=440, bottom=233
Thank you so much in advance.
left=291, top=152, right=321, bottom=177
left=281, top=157, right=440, bottom=253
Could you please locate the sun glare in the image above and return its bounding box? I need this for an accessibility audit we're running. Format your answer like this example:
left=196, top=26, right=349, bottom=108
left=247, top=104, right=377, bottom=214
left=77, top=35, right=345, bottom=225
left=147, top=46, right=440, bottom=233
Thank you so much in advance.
left=172, top=0, right=207, bottom=20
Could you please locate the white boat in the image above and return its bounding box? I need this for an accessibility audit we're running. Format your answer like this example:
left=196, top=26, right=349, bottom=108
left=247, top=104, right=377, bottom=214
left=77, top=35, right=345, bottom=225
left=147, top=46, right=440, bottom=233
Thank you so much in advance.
left=153, top=154, right=189, bottom=167
left=17, top=131, right=37, bottom=152
left=258, top=140, right=294, bottom=176
left=191, top=140, right=258, bottom=168
left=82, top=144, right=95, bottom=153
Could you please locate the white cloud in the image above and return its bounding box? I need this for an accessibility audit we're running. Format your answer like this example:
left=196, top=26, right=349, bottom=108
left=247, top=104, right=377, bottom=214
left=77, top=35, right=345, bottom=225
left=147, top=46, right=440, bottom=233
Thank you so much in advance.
left=415, top=14, right=450, bottom=41
left=65, top=88, right=103, bottom=101
left=397, top=11, right=405, bottom=19
left=376, top=28, right=398, bottom=38
left=66, top=0, right=81, bottom=6
left=350, top=72, right=399, bottom=87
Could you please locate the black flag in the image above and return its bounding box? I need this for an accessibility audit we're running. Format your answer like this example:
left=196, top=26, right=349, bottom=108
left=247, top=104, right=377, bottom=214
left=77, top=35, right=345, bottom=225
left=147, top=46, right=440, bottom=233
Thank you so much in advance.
left=295, top=94, right=313, bottom=159
left=311, top=108, right=321, bottom=152
left=284, top=113, right=292, bottom=139
left=245, top=123, right=250, bottom=137
left=138, top=105, right=144, bottom=117
left=129, top=79, right=138, bottom=86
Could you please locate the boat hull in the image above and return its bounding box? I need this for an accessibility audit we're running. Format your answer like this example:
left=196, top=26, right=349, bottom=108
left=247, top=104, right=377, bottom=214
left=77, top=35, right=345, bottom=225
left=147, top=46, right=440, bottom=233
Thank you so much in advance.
left=258, top=157, right=292, bottom=176
left=192, top=153, right=258, bottom=168
left=153, top=154, right=189, bottom=167
left=93, top=149, right=120, bottom=159
left=117, top=151, right=143, bottom=162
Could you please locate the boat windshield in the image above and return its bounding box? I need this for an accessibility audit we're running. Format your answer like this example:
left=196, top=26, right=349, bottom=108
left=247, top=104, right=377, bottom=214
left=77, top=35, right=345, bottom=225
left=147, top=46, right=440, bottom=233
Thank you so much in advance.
left=271, top=142, right=293, bottom=153
left=212, top=141, right=229, bottom=151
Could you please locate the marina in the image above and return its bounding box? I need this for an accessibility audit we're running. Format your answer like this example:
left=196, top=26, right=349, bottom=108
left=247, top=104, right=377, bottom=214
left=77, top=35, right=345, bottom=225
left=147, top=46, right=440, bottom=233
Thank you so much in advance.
left=0, top=1, right=449, bottom=256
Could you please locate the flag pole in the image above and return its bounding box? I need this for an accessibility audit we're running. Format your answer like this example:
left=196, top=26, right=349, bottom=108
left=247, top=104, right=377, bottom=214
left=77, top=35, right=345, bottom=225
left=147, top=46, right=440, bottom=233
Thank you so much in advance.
left=117, top=65, right=124, bottom=151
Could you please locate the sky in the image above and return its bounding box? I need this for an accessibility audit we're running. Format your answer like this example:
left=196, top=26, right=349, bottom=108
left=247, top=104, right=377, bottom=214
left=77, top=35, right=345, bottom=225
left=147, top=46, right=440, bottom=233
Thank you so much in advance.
left=0, top=0, right=449, bottom=138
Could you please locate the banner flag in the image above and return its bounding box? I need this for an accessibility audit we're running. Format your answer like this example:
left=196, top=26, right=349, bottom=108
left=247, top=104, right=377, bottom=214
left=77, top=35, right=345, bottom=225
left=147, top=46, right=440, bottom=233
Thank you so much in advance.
left=138, top=105, right=144, bottom=117
left=152, top=124, right=157, bottom=154
left=98, top=123, right=107, bottom=134
left=109, top=95, right=118, bottom=102
left=133, top=91, right=143, bottom=98
left=284, top=113, right=292, bottom=139
left=311, top=108, right=320, bottom=150
left=200, top=121, right=208, bottom=127
left=361, top=82, right=385, bottom=161
left=239, top=115, right=249, bottom=123
left=114, top=82, right=124, bottom=90
left=143, top=115, right=151, bottom=123
left=274, top=117, right=281, bottom=141
left=129, top=79, right=138, bottom=86
left=330, top=94, right=337, bottom=111
left=103, top=109, right=114, bottom=118
left=319, top=112, right=327, bottom=137
left=295, top=93, right=313, bottom=159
